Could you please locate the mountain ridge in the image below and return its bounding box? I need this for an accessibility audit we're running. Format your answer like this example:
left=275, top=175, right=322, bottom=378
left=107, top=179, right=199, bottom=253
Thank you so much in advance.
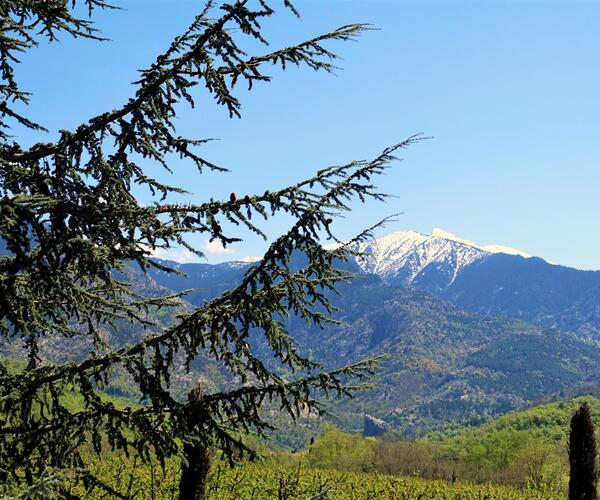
left=347, top=229, right=600, bottom=340
left=141, top=251, right=600, bottom=435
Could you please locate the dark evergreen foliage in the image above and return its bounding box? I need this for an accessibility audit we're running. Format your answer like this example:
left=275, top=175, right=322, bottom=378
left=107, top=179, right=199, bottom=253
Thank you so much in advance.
left=0, top=0, right=419, bottom=495
left=569, top=402, right=597, bottom=500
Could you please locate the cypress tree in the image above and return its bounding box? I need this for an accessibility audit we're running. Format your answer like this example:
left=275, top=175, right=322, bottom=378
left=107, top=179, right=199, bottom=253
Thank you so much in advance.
left=0, top=1, right=420, bottom=496
left=569, top=402, right=597, bottom=500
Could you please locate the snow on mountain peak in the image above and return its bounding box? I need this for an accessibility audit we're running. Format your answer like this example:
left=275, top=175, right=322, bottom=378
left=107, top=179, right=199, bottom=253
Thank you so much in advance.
left=432, top=228, right=531, bottom=258
left=431, top=228, right=478, bottom=248
left=239, top=256, right=262, bottom=263
left=354, top=228, right=531, bottom=287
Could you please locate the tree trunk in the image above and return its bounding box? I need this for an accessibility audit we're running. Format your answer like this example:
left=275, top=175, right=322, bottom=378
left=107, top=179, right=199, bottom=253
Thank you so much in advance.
left=178, top=442, right=211, bottom=500
left=178, top=384, right=211, bottom=500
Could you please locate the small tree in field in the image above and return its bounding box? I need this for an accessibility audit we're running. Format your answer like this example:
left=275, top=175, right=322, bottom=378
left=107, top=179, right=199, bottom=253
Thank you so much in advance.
left=569, top=402, right=597, bottom=500
left=0, top=1, right=418, bottom=497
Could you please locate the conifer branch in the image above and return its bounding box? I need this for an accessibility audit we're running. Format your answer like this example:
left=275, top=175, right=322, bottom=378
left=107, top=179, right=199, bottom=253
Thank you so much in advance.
left=5, top=141, right=409, bottom=393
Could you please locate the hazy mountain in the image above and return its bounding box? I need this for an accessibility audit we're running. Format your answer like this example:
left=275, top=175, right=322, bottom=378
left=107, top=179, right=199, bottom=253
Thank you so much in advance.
left=146, top=259, right=250, bottom=305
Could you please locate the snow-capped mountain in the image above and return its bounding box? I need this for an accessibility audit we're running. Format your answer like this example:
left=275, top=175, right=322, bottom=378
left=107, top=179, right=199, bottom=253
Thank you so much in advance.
left=351, top=229, right=600, bottom=340
left=355, top=228, right=531, bottom=290
left=139, top=228, right=600, bottom=340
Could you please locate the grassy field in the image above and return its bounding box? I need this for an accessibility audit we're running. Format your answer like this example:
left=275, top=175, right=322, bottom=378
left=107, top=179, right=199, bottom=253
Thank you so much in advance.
left=70, top=456, right=562, bottom=499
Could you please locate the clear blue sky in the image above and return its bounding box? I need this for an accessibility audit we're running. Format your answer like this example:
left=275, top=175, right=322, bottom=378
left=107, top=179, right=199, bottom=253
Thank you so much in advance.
left=14, top=1, right=600, bottom=269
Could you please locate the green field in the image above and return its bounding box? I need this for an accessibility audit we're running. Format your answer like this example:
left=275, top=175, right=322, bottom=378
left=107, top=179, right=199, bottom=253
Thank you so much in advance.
left=72, top=458, right=561, bottom=499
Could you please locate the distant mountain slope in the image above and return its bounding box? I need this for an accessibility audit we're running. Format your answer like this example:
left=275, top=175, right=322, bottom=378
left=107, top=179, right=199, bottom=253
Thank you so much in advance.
left=440, top=253, right=600, bottom=338
left=292, top=285, right=600, bottom=436
left=433, top=395, right=600, bottom=445
left=142, top=250, right=600, bottom=435
left=353, top=229, right=600, bottom=339
left=147, top=259, right=250, bottom=305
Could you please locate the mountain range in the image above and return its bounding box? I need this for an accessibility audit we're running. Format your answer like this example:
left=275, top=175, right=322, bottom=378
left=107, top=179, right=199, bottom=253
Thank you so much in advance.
left=3, top=229, right=600, bottom=436
left=150, top=228, right=600, bottom=341
left=140, top=229, right=600, bottom=434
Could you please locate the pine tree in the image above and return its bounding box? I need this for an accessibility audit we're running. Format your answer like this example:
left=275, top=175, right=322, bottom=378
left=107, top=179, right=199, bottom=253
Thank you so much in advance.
left=0, top=1, right=419, bottom=496
left=569, top=402, right=597, bottom=500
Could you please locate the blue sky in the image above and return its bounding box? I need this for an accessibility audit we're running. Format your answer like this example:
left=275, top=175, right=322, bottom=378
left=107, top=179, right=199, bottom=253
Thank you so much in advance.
left=14, top=1, right=600, bottom=269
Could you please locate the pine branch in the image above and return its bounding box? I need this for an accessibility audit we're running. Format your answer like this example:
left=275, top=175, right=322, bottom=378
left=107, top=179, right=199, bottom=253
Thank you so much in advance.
left=4, top=142, right=408, bottom=394
left=5, top=2, right=248, bottom=163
